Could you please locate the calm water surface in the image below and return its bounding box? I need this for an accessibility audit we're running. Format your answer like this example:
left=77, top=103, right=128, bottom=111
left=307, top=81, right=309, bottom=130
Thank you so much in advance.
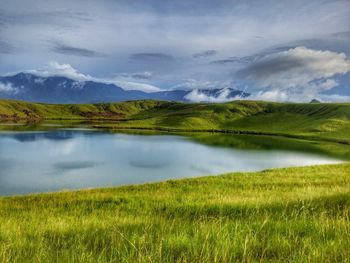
left=0, top=129, right=342, bottom=195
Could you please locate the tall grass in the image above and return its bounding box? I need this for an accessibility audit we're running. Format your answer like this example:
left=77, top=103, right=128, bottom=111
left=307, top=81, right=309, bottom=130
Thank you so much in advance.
left=0, top=163, right=349, bottom=262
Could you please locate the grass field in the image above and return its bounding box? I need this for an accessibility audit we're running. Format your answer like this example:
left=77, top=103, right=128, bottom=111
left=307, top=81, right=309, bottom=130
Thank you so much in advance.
left=0, top=163, right=349, bottom=262
left=1, top=99, right=350, bottom=143
left=1, top=99, right=350, bottom=262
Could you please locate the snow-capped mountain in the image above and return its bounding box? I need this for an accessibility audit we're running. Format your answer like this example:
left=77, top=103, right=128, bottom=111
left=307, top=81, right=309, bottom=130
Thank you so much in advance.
left=0, top=73, right=250, bottom=103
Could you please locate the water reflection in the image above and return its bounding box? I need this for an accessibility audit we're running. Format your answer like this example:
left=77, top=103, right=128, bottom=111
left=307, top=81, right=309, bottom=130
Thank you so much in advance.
left=53, top=161, right=100, bottom=172
left=0, top=130, right=342, bottom=196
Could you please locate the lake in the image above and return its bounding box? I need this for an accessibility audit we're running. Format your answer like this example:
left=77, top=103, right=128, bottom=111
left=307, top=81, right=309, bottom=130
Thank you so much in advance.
left=0, top=128, right=342, bottom=195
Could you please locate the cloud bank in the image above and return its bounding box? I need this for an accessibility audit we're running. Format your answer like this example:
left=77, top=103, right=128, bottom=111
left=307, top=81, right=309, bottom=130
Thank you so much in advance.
left=1, top=0, right=350, bottom=101
left=130, top=53, right=173, bottom=62
left=238, top=47, right=350, bottom=102
left=184, top=88, right=248, bottom=103
left=51, top=42, right=104, bottom=57
left=26, top=62, right=161, bottom=92
left=0, top=82, right=19, bottom=94
left=184, top=88, right=235, bottom=102
left=192, top=50, right=217, bottom=58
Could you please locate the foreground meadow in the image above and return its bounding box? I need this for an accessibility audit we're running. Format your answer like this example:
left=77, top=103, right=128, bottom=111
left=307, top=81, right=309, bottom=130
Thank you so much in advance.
left=0, top=163, right=349, bottom=262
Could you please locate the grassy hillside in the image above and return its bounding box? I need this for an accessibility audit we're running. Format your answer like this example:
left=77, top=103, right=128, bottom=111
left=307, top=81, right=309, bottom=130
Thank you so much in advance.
left=0, top=163, right=349, bottom=262
left=1, top=99, right=350, bottom=142
left=1, top=100, right=350, bottom=262
left=0, top=99, right=163, bottom=120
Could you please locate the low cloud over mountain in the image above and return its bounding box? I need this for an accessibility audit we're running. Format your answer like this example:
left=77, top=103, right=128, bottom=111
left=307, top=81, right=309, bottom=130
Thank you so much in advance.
left=1, top=0, right=349, bottom=102
left=237, top=47, right=350, bottom=102
left=0, top=71, right=249, bottom=103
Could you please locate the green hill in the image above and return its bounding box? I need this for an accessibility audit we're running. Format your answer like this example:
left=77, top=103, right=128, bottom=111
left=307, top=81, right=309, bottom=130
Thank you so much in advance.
left=1, top=99, right=349, bottom=142
left=1, top=100, right=350, bottom=262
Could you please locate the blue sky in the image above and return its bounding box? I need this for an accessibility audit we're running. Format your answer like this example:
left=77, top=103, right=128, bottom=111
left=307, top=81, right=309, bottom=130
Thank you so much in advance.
left=0, top=0, right=350, bottom=101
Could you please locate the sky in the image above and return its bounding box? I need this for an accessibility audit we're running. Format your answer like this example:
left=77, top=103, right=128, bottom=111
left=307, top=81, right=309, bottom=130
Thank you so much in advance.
left=1, top=0, right=350, bottom=101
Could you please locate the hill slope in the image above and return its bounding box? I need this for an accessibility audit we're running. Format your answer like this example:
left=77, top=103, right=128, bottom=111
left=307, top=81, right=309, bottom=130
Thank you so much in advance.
left=1, top=99, right=350, bottom=141
left=0, top=163, right=349, bottom=262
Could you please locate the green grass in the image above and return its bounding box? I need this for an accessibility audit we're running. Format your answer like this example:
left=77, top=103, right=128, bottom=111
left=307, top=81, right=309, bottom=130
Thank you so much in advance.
left=0, top=163, right=349, bottom=262
left=1, top=99, right=350, bottom=262
left=0, top=99, right=163, bottom=120
left=1, top=99, right=350, bottom=143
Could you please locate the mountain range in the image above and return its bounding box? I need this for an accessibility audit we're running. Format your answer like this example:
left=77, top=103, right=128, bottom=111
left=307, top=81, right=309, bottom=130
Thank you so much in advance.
left=0, top=73, right=250, bottom=103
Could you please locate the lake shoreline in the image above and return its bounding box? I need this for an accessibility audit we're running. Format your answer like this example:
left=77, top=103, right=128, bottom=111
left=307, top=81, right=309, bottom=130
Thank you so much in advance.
left=2, top=129, right=342, bottom=196
left=1, top=99, right=349, bottom=141
left=92, top=124, right=350, bottom=145
left=0, top=162, right=345, bottom=198
left=2, top=119, right=350, bottom=146
left=0, top=163, right=349, bottom=262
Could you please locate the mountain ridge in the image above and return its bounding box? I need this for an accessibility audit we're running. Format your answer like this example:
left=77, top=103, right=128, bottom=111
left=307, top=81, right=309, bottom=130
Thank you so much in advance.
left=0, top=73, right=250, bottom=103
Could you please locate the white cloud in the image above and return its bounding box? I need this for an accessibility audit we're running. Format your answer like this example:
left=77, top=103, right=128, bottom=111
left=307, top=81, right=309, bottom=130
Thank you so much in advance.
left=172, top=79, right=213, bottom=90
left=318, top=94, right=350, bottom=103
left=107, top=80, right=161, bottom=93
left=184, top=88, right=242, bottom=103
left=0, top=82, right=19, bottom=94
left=171, top=79, right=237, bottom=91
left=312, top=79, right=339, bottom=91
left=240, top=47, right=350, bottom=89
left=247, top=87, right=350, bottom=103
left=26, top=62, right=161, bottom=92
left=114, top=71, right=154, bottom=80
left=239, top=47, right=350, bottom=102
left=1, top=0, right=350, bottom=101
left=131, top=71, right=153, bottom=80
left=248, top=89, right=289, bottom=102
left=49, top=61, right=92, bottom=81
left=27, top=61, right=92, bottom=81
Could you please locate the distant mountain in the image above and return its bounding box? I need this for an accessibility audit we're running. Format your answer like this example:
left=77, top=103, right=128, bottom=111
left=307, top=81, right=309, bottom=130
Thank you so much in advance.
left=0, top=73, right=250, bottom=103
